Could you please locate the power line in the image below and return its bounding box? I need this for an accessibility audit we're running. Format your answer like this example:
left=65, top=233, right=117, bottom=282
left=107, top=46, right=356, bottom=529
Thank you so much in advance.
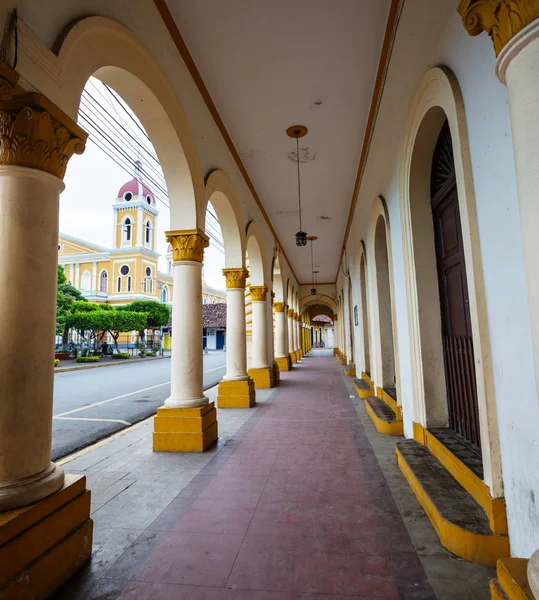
left=78, top=78, right=225, bottom=254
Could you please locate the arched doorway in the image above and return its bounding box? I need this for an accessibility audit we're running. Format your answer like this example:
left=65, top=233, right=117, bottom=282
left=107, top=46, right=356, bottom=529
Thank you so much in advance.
left=431, top=121, right=480, bottom=446
left=373, top=214, right=396, bottom=391
left=359, top=249, right=371, bottom=375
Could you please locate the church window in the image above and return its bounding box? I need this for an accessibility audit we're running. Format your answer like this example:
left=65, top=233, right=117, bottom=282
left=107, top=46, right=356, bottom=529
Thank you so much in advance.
left=81, top=271, right=91, bottom=291
left=120, top=265, right=130, bottom=276
left=123, top=192, right=133, bottom=201
left=117, top=277, right=122, bottom=292
left=123, top=218, right=132, bottom=244
left=161, top=287, right=168, bottom=303
left=100, top=270, right=108, bottom=293
left=146, top=195, right=152, bottom=205
left=127, top=276, right=132, bottom=292
left=145, top=221, right=151, bottom=245
left=212, top=297, right=217, bottom=304
left=203, top=296, right=207, bottom=304
left=145, top=266, right=151, bottom=277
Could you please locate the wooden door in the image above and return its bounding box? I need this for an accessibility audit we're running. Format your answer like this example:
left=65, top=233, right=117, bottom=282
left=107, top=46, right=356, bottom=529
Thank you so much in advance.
left=431, top=122, right=481, bottom=447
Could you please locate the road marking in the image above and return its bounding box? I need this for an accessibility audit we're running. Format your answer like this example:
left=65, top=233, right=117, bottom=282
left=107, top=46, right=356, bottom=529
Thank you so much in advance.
left=53, top=363, right=226, bottom=418
left=55, top=416, right=131, bottom=425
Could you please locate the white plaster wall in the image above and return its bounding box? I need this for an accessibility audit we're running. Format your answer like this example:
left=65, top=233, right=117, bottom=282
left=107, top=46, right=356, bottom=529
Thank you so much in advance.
left=343, top=0, right=539, bottom=556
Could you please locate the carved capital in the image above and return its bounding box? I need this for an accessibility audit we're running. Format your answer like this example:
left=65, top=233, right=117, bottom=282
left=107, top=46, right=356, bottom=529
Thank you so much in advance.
left=458, top=0, right=539, bottom=55
left=293, top=312, right=299, bottom=320
left=250, top=285, right=267, bottom=302
left=287, top=308, right=294, bottom=318
left=0, top=92, right=87, bottom=178
left=223, top=267, right=249, bottom=289
left=274, top=301, right=285, bottom=313
left=166, top=229, right=209, bottom=263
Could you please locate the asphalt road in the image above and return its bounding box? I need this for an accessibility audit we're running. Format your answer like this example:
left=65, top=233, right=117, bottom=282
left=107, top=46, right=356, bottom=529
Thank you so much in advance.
left=52, top=351, right=227, bottom=461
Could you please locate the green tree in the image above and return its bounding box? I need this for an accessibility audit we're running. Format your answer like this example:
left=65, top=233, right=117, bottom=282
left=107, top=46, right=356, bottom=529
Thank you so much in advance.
left=107, top=310, right=147, bottom=352
left=124, top=300, right=170, bottom=344
left=56, top=265, right=87, bottom=350
left=68, top=304, right=112, bottom=354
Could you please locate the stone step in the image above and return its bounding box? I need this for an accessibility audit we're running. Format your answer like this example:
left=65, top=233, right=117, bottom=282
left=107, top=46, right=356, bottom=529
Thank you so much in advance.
left=396, top=439, right=509, bottom=567
left=490, top=558, right=535, bottom=600
left=364, top=396, right=403, bottom=435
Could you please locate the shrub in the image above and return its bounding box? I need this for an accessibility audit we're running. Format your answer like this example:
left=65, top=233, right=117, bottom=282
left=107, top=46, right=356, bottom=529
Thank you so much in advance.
left=76, top=356, right=100, bottom=363
left=54, top=359, right=60, bottom=367
left=146, top=351, right=156, bottom=357
left=112, top=352, right=130, bottom=359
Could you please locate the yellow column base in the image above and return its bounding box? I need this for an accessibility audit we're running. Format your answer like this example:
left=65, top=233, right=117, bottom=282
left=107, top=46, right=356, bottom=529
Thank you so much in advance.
left=248, top=366, right=275, bottom=389
left=290, top=352, right=297, bottom=364
left=153, top=402, right=218, bottom=452
left=275, top=355, right=292, bottom=371
left=0, top=474, right=92, bottom=600
left=333, top=348, right=339, bottom=356
left=345, top=362, right=356, bottom=377
left=217, top=378, right=256, bottom=408
left=490, top=558, right=532, bottom=600
left=272, top=361, right=280, bottom=383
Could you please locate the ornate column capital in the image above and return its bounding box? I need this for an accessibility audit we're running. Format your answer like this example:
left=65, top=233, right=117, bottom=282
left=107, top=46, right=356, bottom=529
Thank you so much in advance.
left=458, top=0, right=539, bottom=55
left=287, top=308, right=294, bottom=318
left=250, top=285, right=267, bottom=302
left=0, top=92, right=87, bottom=178
left=293, top=312, right=299, bottom=320
left=166, top=229, right=209, bottom=263
left=274, top=302, right=285, bottom=313
left=223, top=267, right=249, bottom=289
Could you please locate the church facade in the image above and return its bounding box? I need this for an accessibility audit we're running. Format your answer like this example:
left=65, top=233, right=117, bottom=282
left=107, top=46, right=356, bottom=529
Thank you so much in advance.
left=58, top=164, right=226, bottom=307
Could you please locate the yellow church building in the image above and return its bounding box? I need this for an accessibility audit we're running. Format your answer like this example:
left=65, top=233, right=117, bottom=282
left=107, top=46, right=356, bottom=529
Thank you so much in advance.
left=58, top=162, right=226, bottom=307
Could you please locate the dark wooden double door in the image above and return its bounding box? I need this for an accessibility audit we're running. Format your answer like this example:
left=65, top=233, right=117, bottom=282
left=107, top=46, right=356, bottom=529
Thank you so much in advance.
left=431, top=122, right=481, bottom=448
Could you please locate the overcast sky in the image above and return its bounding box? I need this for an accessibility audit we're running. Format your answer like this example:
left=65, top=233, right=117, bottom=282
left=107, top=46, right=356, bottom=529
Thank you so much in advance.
left=61, top=139, right=226, bottom=290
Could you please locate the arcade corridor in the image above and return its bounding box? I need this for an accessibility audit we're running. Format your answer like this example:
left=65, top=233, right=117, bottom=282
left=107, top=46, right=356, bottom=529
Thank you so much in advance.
left=52, top=351, right=491, bottom=600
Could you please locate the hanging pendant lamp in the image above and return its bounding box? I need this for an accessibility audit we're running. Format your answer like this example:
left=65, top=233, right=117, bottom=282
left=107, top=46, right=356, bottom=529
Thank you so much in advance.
left=287, top=125, right=308, bottom=246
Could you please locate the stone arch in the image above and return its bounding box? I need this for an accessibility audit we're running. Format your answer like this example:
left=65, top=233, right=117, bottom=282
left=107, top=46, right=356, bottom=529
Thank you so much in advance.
left=400, top=66, right=501, bottom=495
left=272, top=253, right=285, bottom=303
left=245, top=221, right=267, bottom=286
left=300, top=294, right=337, bottom=315
left=368, top=196, right=400, bottom=395
left=204, top=170, right=245, bottom=269
left=55, top=16, right=204, bottom=230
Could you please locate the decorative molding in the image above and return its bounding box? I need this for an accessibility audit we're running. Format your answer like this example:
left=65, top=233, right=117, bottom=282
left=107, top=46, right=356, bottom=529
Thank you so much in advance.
left=0, top=61, right=19, bottom=102
left=166, top=229, right=209, bottom=263
left=0, top=92, right=87, bottom=178
left=274, top=301, right=285, bottom=313
left=287, top=308, right=294, bottom=318
left=223, top=267, right=249, bottom=289
left=458, top=0, right=539, bottom=55
left=250, top=285, right=267, bottom=302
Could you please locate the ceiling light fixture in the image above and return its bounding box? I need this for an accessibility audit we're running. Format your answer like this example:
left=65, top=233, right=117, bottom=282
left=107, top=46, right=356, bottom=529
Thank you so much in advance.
left=307, top=235, right=318, bottom=295
left=287, top=125, right=308, bottom=247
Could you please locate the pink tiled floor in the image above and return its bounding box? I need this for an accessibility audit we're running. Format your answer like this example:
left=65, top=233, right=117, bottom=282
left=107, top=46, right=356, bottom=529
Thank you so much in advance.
left=110, top=354, right=435, bottom=599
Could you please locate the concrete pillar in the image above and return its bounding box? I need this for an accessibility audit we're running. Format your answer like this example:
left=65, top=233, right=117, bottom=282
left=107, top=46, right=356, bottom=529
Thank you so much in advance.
left=273, top=302, right=289, bottom=370
left=92, top=260, right=97, bottom=292
left=153, top=229, right=218, bottom=450
left=529, top=550, right=539, bottom=598
left=288, top=308, right=297, bottom=364
left=217, top=268, right=255, bottom=407
left=0, top=84, right=94, bottom=597
left=248, top=285, right=274, bottom=387
left=459, top=0, right=539, bottom=404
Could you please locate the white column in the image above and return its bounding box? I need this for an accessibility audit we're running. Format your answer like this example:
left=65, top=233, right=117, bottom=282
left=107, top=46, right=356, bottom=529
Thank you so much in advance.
left=496, top=19, right=539, bottom=403
left=0, top=166, right=66, bottom=510
left=165, top=231, right=209, bottom=408
left=92, top=261, right=97, bottom=292
left=223, top=268, right=249, bottom=380
left=288, top=308, right=295, bottom=354
left=250, top=285, right=269, bottom=369
left=274, top=303, right=287, bottom=358
left=75, top=262, right=80, bottom=289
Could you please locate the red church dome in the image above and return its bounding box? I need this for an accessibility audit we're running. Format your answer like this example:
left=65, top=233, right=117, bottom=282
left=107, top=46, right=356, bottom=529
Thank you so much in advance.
left=117, top=161, right=156, bottom=205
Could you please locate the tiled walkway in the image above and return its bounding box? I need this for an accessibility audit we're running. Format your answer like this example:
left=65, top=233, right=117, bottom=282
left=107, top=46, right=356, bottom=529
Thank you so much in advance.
left=54, top=350, right=492, bottom=599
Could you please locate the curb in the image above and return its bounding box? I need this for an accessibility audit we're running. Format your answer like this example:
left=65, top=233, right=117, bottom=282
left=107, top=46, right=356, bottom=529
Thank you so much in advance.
left=55, top=355, right=171, bottom=373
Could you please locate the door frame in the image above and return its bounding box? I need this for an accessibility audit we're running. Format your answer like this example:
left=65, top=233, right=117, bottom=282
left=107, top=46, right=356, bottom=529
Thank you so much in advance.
left=399, top=66, right=502, bottom=497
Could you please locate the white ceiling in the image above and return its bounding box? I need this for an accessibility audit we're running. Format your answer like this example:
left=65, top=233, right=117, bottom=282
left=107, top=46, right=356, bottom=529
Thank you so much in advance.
left=168, top=0, right=391, bottom=283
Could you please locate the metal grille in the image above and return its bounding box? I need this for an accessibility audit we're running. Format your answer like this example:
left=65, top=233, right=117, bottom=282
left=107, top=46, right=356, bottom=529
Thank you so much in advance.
left=442, top=334, right=481, bottom=447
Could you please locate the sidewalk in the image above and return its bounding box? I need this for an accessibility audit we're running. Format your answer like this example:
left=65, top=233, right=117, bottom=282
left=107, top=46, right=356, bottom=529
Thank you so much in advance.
left=55, top=354, right=171, bottom=373
left=52, top=351, right=492, bottom=599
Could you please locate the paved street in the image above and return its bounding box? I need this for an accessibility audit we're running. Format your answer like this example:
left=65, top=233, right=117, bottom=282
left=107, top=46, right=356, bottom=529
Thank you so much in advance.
left=52, top=351, right=227, bottom=461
